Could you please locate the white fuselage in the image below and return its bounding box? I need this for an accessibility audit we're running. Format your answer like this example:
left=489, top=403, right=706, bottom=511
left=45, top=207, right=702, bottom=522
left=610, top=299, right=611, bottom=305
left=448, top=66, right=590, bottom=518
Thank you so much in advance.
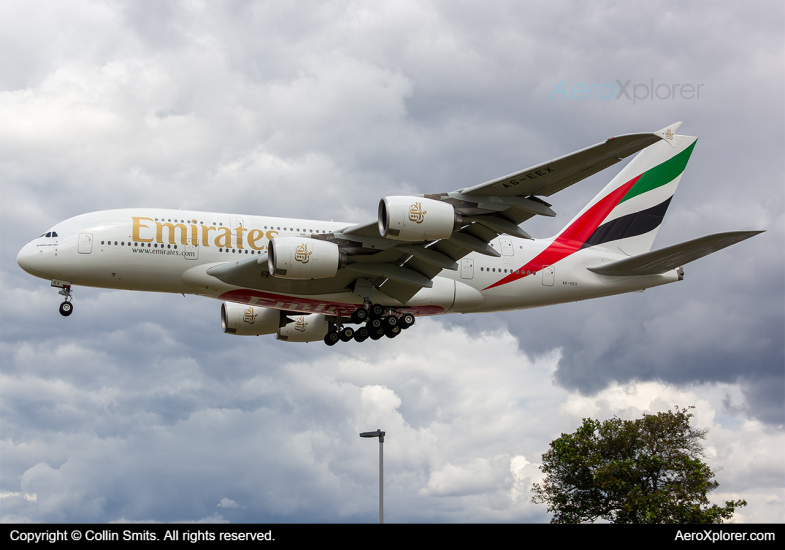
left=17, top=209, right=680, bottom=318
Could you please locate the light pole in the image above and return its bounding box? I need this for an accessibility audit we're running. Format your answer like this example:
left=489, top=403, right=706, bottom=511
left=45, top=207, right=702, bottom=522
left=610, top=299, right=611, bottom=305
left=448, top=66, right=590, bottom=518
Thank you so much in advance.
left=360, top=429, right=385, bottom=524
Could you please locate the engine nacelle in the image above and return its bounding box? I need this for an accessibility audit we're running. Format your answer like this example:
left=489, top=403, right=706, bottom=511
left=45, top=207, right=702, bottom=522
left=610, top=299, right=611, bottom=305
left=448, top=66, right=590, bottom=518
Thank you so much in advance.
left=276, top=314, right=331, bottom=343
left=268, top=237, right=347, bottom=279
left=221, top=303, right=284, bottom=336
left=378, top=196, right=461, bottom=241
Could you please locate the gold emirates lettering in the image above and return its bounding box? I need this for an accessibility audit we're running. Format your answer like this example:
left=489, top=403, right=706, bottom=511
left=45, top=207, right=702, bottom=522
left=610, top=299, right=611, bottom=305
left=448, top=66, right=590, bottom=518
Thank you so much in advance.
left=408, top=202, right=426, bottom=224
left=295, top=317, right=307, bottom=331
left=131, top=217, right=277, bottom=250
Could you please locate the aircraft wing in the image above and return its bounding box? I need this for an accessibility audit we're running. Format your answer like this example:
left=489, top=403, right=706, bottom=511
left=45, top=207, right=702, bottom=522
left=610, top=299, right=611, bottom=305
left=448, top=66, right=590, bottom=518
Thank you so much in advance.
left=459, top=131, right=665, bottom=198
left=328, top=124, right=678, bottom=303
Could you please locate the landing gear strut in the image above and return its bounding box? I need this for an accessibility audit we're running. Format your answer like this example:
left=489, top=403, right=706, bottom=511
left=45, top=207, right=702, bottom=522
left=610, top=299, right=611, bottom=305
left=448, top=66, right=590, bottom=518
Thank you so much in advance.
left=58, top=285, right=73, bottom=317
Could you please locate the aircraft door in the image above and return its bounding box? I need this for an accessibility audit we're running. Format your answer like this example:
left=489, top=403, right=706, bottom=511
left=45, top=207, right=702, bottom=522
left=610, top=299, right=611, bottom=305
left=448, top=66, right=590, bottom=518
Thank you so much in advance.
left=230, top=217, right=244, bottom=249
left=542, top=265, right=555, bottom=286
left=500, top=238, right=514, bottom=256
left=185, top=237, right=199, bottom=260
left=78, top=233, right=93, bottom=254
left=461, top=258, right=474, bottom=279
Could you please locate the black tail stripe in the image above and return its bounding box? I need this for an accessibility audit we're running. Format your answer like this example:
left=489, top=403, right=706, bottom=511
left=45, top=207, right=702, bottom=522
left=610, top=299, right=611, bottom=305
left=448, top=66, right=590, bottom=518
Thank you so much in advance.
left=581, top=196, right=673, bottom=249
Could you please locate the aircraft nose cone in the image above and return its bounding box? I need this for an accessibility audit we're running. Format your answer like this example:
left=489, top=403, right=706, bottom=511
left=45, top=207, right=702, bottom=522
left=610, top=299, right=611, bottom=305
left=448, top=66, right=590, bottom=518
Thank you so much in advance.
left=17, top=241, right=52, bottom=279
left=17, top=243, right=34, bottom=272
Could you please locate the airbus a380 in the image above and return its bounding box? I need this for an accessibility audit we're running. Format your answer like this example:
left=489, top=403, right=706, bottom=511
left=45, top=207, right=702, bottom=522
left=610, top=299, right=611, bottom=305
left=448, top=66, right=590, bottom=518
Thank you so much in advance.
left=17, top=122, right=762, bottom=345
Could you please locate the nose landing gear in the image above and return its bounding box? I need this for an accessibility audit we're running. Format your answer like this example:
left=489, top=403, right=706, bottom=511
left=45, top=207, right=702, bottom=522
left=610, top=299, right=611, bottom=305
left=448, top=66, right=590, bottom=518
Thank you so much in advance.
left=57, top=285, right=74, bottom=317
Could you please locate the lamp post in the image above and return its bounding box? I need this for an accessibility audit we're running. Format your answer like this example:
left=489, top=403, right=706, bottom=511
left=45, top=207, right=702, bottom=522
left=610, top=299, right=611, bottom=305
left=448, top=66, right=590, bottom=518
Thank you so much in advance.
left=360, top=429, right=385, bottom=524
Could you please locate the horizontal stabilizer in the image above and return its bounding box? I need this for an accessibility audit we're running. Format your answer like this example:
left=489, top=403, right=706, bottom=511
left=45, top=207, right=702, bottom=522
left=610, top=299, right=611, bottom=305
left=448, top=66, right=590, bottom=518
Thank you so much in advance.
left=587, top=231, right=764, bottom=276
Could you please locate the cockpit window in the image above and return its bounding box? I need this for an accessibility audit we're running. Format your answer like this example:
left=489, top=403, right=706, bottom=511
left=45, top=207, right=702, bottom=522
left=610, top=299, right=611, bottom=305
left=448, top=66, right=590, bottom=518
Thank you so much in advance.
left=45, top=232, right=51, bottom=238
left=51, top=232, right=58, bottom=237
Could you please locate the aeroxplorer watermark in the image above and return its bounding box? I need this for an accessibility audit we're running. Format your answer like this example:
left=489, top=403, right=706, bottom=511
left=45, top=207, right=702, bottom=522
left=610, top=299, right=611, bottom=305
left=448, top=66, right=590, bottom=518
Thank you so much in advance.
left=549, top=79, right=704, bottom=104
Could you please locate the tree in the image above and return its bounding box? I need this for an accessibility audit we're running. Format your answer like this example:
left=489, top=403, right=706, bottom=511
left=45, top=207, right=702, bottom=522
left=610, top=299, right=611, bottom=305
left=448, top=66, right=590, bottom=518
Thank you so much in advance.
left=531, top=407, right=746, bottom=523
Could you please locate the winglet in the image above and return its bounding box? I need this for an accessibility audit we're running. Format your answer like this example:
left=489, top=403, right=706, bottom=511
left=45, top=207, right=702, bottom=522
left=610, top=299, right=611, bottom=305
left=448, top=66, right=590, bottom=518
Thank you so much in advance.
left=654, top=121, right=683, bottom=148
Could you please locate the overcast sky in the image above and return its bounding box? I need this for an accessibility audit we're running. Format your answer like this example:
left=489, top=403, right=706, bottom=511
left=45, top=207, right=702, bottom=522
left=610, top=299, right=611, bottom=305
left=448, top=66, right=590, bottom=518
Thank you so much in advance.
left=1, top=0, right=783, bottom=523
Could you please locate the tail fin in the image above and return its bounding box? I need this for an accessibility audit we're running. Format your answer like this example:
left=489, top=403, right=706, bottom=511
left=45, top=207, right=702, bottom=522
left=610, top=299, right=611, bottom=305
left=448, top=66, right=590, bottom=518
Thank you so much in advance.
left=554, top=122, right=697, bottom=256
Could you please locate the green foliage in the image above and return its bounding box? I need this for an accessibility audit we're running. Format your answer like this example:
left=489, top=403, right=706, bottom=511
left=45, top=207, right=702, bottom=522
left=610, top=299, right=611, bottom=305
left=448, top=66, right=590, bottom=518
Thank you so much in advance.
left=531, top=407, right=746, bottom=523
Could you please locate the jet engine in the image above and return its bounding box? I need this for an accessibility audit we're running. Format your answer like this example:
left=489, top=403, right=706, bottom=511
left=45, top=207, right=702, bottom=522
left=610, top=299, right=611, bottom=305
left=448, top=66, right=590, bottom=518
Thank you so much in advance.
left=221, top=303, right=285, bottom=336
left=276, top=314, right=331, bottom=343
left=268, top=237, right=348, bottom=279
left=378, top=196, right=462, bottom=241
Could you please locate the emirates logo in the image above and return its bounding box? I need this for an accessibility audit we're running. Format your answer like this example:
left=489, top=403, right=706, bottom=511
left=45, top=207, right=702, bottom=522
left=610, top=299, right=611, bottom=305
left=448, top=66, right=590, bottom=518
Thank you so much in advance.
left=408, top=202, right=427, bottom=224
left=665, top=129, right=673, bottom=140
left=295, top=317, right=308, bottom=331
left=294, top=243, right=312, bottom=264
left=243, top=307, right=258, bottom=324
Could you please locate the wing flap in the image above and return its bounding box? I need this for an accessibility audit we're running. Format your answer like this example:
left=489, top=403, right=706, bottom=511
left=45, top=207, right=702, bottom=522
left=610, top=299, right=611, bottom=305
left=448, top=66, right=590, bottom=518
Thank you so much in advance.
left=587, top=231, right=764, bottom=276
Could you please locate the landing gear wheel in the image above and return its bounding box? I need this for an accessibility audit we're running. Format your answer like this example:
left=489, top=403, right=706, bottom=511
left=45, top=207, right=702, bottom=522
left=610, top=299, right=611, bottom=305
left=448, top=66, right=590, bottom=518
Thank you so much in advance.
left=370, top=330, right=384, bottom=340
left=401, top=312, right=415, bottom=328
left=339, top=327, right=355, bottom=342
left=353, top=326, right=369, bottom=342
left=369, top=304, right=385, bottom=320
left=324, top=332, right=340, bottom=346
left=385, top=325, right=401, bottom=338
left=384, top=316, right=398, bottom=329
left=367, top=318, right=383, bottom=331
left=59, top=302, right=73, bottom=317
left=351, top=308, right=369, bottom=324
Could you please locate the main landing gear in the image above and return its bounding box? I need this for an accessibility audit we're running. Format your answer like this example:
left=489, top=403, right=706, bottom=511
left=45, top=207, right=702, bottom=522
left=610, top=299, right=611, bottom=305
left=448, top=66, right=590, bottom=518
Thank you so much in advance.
left=58, top=285, right=74, bottom=317
left=322, top=304, right=415, bottom=346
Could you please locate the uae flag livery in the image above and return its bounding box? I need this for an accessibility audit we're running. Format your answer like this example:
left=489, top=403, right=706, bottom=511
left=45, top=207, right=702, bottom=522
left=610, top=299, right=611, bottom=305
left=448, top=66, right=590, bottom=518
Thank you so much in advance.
left=485, top=135, right=697, bottom=290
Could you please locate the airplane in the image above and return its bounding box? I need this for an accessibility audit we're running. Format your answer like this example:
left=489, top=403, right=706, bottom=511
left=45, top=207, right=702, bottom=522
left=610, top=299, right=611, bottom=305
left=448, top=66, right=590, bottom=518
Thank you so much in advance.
left=17, top=122, right=762, bottom=345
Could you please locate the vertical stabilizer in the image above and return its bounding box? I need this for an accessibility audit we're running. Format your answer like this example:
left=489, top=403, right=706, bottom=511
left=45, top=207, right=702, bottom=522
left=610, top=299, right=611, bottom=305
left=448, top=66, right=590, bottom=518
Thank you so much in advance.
left=554, top=124, right=697, bottom=257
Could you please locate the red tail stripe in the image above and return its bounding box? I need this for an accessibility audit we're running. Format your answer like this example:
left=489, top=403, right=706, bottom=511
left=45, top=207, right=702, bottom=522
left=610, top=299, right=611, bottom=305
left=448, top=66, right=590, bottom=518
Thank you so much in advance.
left=483, top=175, right=640, bottom=290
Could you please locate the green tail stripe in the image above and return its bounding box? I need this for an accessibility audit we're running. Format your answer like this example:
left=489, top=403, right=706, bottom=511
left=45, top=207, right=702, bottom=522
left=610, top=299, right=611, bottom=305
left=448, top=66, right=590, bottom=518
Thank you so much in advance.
left=620, top=140, right=697, bottom=204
